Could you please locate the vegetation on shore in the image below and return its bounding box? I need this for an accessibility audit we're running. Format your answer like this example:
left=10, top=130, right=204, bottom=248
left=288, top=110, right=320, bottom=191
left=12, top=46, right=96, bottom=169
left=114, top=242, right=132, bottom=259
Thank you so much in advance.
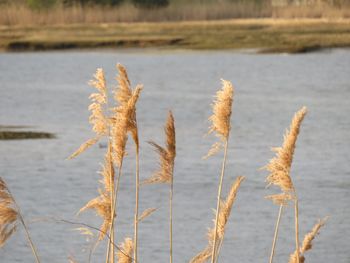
left=0, top=126, right=55, bottom=140
left=1, top=19, right=350, bottom=53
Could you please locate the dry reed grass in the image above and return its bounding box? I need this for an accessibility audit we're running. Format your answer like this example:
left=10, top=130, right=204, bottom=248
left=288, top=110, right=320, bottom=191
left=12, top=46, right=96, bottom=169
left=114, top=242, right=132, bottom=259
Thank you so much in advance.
left=204, top=79, right=234, bottom=263
left=69, top=68, right=108, bottom=159
left=0, top=65, right=330, bottom=263
left=0, top=177, right=18, bottom=247
left=191, top=176, right=244, bottom=263
left=144, top=110, right=176, bottom=263
left=0, top=177, right=41, bottom=263
left=264, top=106, right=307, bottom=263
left=264, top=106, right=307, bottom=194
left=144, top=111, right=176, bottom=185
left=288, top=217, right=328, bottom=263
left=78, top=144, right=114, bottom=241
left=117, top=237, right=134, bottom=263
left=204, top=80, right=233, bottom=159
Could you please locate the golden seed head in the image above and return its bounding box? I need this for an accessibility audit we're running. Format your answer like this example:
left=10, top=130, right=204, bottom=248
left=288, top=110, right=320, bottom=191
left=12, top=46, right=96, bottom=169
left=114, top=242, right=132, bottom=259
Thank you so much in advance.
left=0, top=177, right=18, bottom=247
left=264, top=107, right=307, bottom=193
left=208, top=176, right=244, bottom=241
left=189, top=246, right=212, bottom=263
left=288, top=217, right=327, bottom=263
left=205, top=79, right=234, bottom=158
left=117, top=237, right=134, bottom=263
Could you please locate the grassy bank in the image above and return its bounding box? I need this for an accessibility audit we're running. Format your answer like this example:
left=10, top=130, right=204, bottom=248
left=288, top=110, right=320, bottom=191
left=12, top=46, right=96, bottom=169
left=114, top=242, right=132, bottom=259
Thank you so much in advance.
left=1, top=19, right=350, bottom=53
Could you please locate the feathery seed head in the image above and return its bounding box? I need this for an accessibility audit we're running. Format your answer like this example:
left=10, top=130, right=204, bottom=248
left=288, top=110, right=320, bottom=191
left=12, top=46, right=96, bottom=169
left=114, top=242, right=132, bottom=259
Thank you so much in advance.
left=115, top=63, right=132, bottom=106
left=117, top=237, right=134, bottom=263
left=111, top=85, right=142, bottom=167
left=88, top=68, right=108, bottom=137
left=79, top=191, right=112, bottom=241
left=68, top=68, right=109, bottom=159
left=205, top=80, right=234, bottom=158
left=0, top=177, right=18, bottom=247
left=300, top=217, right=327, bottom=253
left=138, top=208, right=157, bottom=222
left=288, top=217, right=327, bottom=263
left=190, top=246, right=212, bottom=263
left=208, top=80, right=234, bottom=139
left=144, top=111, right=176, bottom=185
left=208, top=176, right=244, bottom=241
left=99, top=142, right=115, bottom=194
left=264, top=107, right=307, bottom=193
left=265, top=193, right=293, bottom=206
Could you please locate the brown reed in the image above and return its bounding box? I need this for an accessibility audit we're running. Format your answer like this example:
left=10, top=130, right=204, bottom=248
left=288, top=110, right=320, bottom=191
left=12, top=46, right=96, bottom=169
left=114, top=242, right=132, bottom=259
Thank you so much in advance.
left=190, top=247, right=212, bottom=263
left=78, top=143, right=114, bottom=241
left=144, top=111, right=176, bottom=263
left=204, top=80, right=233, bottom=159
left=288, top=218, right=328, bottom=263
left=204, top=79, right=234, bottom=263
left=0, top=178, right=18, bottom=247
left=69, top=68, right=108, bottom=159
left=117, top=238, right=134, bottom=263
left=109, top=63, right=143, bottom=263
left=138, top=207, right=157, bottom=222
left=264, top=106, right=307, bottom=263
left=191, top=176, right=244, bottom=263
left=0, top=177, right=41, bottom=263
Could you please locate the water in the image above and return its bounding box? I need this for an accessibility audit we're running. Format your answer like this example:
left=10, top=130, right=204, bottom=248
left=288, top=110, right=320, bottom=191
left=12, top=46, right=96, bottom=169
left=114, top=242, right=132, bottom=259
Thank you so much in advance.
left=0, top=49, right=349, bottom=263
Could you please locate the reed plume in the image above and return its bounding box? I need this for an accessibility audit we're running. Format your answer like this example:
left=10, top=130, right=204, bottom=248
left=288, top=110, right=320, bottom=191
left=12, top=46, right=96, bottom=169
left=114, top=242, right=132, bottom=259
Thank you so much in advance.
left=190, top=247, right=212, bottom=263
left=144, top=111, right=176, bottom=185
left=208, top=176, right=244, bottom=242
left=0, top=178, right=18, bottom=247
left=191, top=176, right=244, bottom=263
left=117, top=238, right=134, bottom=263
left=288, top=218, right=327, bottom=263
left=264, top=106, right=307, bottom=192
left=264, top=106, right=307, bottom=263
left=0, top=177, right=41, bottom=263
left=204, top=79, right=233, bottom=159
left=208, top=176, right=244, bottom=262
left=138, top=207, right=157, bottom=222
left=144, top=111, right=176, bottom=263
left=204, top=79, right=234, bottom=263
left=114, top=63, right=140, bottom=150
left=69, top=68, right=108, bottom=159
left=109, top=63, right=143, bottom=263
left=78, top=144, right=114, bottom=241
left=111, top=85, right=142, bottom=167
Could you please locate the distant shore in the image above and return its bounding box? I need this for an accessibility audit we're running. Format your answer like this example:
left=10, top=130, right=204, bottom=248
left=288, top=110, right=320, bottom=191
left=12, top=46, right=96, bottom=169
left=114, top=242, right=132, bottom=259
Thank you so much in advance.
left=1, top=19, right=350, bottom=53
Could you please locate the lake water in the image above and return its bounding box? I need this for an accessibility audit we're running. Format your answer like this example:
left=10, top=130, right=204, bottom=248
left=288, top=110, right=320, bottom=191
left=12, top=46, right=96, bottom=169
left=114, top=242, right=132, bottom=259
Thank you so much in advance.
left=0, top=49, right=349, bottom=263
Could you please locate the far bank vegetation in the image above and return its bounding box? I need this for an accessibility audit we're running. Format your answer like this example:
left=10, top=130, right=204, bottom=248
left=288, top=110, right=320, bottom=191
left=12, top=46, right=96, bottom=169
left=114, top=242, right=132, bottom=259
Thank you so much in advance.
left=0, top=0, right=350, bottom=25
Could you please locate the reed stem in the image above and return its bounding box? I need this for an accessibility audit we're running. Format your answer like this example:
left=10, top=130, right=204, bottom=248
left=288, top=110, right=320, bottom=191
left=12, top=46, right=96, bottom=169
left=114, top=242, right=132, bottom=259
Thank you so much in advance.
left=106, top=142, right=115, bottom=263
left=294, top=198, right=300, bottom=263
left=107, top=162, right=123, bottom=263
left=269, top=204, right=284, bottom=263
left=134, top=147, right=140, bottom=263
left=211, top=139, right=229, bottom=263
left=169, top=170, right=174, bottom=263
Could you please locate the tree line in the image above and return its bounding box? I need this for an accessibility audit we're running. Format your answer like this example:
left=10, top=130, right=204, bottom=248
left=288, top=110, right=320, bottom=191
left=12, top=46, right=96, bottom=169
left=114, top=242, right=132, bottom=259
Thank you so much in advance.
left=24, top=0, right=170, bottom=9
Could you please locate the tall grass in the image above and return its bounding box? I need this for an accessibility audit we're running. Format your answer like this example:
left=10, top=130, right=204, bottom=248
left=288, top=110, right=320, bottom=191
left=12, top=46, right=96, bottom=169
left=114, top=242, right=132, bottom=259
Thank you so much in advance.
left=1, top=1, right=350, bottom=26
left=0, top=65, right=329, bottom=263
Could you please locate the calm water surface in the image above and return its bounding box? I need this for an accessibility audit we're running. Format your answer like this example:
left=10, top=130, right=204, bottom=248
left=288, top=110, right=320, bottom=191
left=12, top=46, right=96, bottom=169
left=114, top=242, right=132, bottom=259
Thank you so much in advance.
left=0, top=49, right=349, bottom=263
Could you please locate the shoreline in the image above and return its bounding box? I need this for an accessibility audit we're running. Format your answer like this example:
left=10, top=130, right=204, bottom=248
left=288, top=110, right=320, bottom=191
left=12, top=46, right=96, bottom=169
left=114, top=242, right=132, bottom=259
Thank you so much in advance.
left=1, top=18, right=350, bottom=54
